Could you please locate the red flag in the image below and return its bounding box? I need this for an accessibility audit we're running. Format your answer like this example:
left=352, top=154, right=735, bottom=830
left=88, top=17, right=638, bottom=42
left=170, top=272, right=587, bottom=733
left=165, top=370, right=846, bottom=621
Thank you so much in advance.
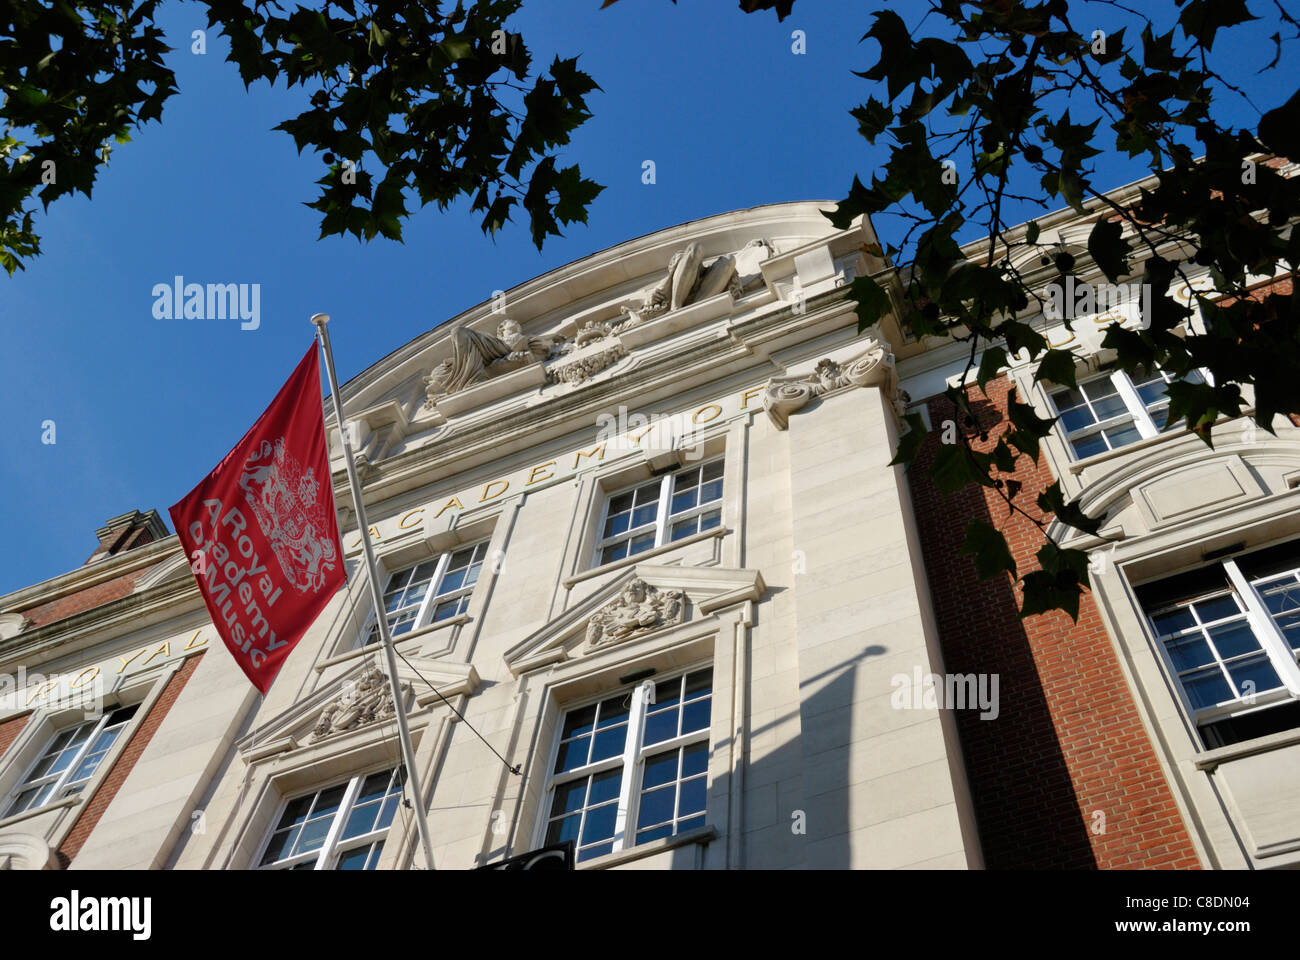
left=169, top=342, right=346, bottom=693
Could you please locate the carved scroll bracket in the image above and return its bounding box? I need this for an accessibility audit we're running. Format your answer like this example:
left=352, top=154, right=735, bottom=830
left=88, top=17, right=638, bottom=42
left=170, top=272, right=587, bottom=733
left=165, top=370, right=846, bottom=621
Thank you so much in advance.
left=761, top=338, right=905, bottom=430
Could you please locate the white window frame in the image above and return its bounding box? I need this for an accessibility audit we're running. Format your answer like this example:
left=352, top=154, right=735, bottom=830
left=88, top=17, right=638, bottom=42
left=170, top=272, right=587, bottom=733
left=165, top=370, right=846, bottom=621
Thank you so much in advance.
left=255, top=766, right=404, bottom=870
left=592, top=459, right=724, bottom=567
left=1143, top=554, right=1300, bottom=738
left=538, top=667, right=713, bottom=863
left=361, top=540, right=490, bottom=646
left=1049, top=365, right=1210, bottom=459
left=2, top=703, right=139, bottom=819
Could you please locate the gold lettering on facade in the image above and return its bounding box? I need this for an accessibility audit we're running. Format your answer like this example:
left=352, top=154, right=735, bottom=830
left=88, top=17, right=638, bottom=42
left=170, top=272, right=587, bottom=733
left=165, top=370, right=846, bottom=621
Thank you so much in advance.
left=398, top=508, right=425, bottom=529
left=740, top=387, right=764, bottom=410
left=117, top=647, right=147, bottom=675
left=25, top=679, right=58, bottom=705
left=184, top=630, right=208, bottom=651
left=573, top=443, right=606, bottom=469
left=347, top=525, right=382, bottom=549
left=143, top=641, right=171, bottom=666
left=692, top=404, right=722, bottom=425
left=70, top=666, right=100, bottom=689
left=432, top=496, right=464, bottom=519
left=527, top=462, right=556, bottom=486
left=628, top=426, right=655, bottom=447
left=480, top=479, right=510, bottom=503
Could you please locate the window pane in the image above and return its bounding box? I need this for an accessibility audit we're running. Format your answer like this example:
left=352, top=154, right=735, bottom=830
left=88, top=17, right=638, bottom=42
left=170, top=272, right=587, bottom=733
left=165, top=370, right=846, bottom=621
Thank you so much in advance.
left=641, top=750, right=679, bottom=790
left=590, top=726, right=626, bottom=763
left=1196, top=594, right=1242, bottom=624
left=1183, top=668, right=1233, bottom=710
left=293, top=816, right=333, bottom=856
left=637, top=785, right=675, bottom=829
left=604, top=513, right=630, bottom=538
left=628, top=533, right=655, bottom=556
left=1101, top=420, right=1142, bottom=449
left=1150, top=606, right=1197, bottom=636
left=699, top=509, right=722, bottom=532
left=702, top=460, right=723, bottom=482
left=670, top=517, right=699, bottom=541
left=545, top=813, right=580, bottom=846
left=1059, top=406, right=1098, bottom=432
left=259, top=827, right=300, bottom=866
left=601, top=542, right=629, bottom=566
left=608, top=492, right=634, bottom=514
left=631, top=504, right=658, bottom=528
left=561, top=704, right=597, bottom=740
left=700, top=479, right=723, bottom=504
left=580, top=802, right=618, bottom=845
left=588, top=768, right=622, bottom=807
left=1166, top=635, right=1214, bottom=672
left=554, top=736, right=592, bottom=774
left=578, top=841, right=613, bottom=862
left=1226, top=655, right=1283, bottom=697
left=681, top=742, right=709, bottom=778
left=671, top=489, right=699, bottom=514
left=335, top=845, right=372, bottom=870
left=596, top=697, right=630, bottom=728
left=682, top=699, right=710, bottom=735
left=1208, top=622, right=1262, bottom=660
left=644, top=709, right=678, bottom=746
left=550, top=779, right=588, bottom=818
left=1070, top=431, right=1108, bottom=459
left=678, top=777, right=707, bottom=818
left=684, top=669, right=713, bottom=698
left=1082, top=377, right=1121, bottom=402
left=636, top=824, right=673, bottom=844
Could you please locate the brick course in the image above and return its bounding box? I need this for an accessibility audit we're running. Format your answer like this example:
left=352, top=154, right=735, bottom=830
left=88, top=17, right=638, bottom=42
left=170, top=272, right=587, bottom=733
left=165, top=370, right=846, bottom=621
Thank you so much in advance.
left=57, top=653, right=204, bottom=866
left=907, top=376, right=1200, bottom=869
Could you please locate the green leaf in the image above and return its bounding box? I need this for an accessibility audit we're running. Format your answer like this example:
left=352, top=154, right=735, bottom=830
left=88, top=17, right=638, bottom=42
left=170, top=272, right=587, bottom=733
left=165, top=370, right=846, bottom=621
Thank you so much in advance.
left=961, top=519, right=1018, bottom=581
left=1035, top=349, right=1079, bottom=388
left=1087, top=216, right=1130, bottom=284
left=888, top=412, right=927, bottom=467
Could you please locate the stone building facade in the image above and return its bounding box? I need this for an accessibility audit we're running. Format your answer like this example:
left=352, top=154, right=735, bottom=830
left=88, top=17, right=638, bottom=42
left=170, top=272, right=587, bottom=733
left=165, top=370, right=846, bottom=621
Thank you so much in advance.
left=0, top=189, right=1296, bottom=870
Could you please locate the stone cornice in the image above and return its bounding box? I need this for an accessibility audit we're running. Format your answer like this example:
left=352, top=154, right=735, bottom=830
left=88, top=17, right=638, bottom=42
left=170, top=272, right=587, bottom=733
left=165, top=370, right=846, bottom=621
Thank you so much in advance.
left=328, top=287, right=860, bottom=511
left=0, top=535, right=177, bottom=616
left=0, top=571, right=202, bottom=672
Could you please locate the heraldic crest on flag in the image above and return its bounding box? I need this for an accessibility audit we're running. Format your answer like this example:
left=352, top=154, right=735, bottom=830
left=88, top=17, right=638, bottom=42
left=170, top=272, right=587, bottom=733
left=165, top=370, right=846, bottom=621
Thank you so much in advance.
left=170, top=342, right=346, bottom=694
left=239, top=436, right=339, bottom=593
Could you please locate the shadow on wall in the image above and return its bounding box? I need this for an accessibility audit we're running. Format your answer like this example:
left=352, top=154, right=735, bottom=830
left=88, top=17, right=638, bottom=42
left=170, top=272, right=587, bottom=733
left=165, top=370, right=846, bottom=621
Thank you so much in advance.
left=909, top=393, right=1099, bottom=869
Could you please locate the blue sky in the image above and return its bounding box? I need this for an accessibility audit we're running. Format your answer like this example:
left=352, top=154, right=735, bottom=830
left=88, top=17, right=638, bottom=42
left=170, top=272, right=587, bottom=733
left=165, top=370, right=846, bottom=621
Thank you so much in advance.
left=1, top=0, right=1294, bottom=594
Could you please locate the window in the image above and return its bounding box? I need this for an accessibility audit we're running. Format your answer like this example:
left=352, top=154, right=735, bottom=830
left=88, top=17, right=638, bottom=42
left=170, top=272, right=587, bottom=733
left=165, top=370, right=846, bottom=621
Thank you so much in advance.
left=258, top=767, right=404, bottom=870
left=1138, top=540, right=1300, bottom=748
left=595, top=460, right=723, bottom=567
left=364, top=541, right=490, bottom=644
left=543, top=668, right=712, bottom=863
left=1049, top=365, right=1205, bottom=459
left=3, top=704, right=139, bottom=818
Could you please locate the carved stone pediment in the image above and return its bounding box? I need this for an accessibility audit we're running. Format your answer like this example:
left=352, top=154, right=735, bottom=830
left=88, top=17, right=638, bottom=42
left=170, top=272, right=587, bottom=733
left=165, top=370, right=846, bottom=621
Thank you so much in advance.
left=584, top=577, right=684, bottom=651
left=762, top=337, right=905, bottom=429
left=423, top=317, right=553, bottom=409
left=503, top=565, right=765, bottom=677
left=309, top=667, right=398, bottom=742
left=544, top=321, right=628, bottom=386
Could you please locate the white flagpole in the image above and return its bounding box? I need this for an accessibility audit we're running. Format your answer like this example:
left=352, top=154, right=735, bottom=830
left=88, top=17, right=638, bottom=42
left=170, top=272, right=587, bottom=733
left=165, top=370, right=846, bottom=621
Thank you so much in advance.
left=311, top=313, right=438, bottom=871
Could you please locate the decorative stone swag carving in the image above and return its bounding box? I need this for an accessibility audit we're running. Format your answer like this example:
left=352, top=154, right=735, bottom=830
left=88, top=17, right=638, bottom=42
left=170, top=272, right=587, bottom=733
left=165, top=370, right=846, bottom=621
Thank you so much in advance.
left=418, top=239, right=775, bottom=408
left=310, top=668, right=398, bottom=742
left=584, top=578, right=684, bottom=651
left=761, top=337, right=906, bottom=430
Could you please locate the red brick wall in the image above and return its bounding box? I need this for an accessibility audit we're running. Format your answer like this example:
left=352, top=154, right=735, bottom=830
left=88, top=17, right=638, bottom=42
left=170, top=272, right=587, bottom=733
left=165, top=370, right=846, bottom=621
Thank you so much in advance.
left=0, top=712, right=29, bottom=761
left=19, top=569, right=147, bottom=628
left=907, top=377, right=1200, bottom=869
left=58, top=653, right=204, bottom=866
